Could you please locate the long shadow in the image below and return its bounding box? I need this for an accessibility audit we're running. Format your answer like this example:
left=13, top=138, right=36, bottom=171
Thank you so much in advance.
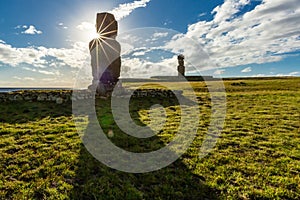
left=70, top=90, right=219, bottom=199
left=0, top=100, right=72, bottom=123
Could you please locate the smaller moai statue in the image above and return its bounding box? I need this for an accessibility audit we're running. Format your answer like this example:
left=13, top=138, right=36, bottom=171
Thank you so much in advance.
left=177, top=54, right=185, bottom=77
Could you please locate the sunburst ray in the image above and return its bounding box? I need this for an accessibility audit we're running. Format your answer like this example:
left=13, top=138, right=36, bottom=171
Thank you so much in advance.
left=97, top=13, right=108, bottom=33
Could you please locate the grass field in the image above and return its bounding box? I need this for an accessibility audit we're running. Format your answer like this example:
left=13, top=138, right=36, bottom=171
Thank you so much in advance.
left=0, top=77, right=299, bottom=199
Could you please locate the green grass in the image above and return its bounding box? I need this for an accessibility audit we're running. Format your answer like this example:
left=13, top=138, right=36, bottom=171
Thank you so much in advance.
left=1, top=77, right=299, bottom=199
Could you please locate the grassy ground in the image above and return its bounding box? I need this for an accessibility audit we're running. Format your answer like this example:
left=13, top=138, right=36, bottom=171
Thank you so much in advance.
left=0, top=77, right=299, bottom=199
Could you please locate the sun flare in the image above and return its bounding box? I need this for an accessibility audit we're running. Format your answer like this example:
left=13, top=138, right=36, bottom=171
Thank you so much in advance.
left=87, top=30, right=100, bottom=41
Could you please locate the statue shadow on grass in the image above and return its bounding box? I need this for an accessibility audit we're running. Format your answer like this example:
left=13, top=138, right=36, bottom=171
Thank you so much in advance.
left=70, top=92, right=220, bottom=199
left=69, top=10, right=218, bottom=198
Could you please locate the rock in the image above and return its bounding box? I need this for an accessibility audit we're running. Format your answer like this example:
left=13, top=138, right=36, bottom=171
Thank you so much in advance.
left=107, top=129, right=114, bottom=138
left=8, top=95, right=15, bottom=101
left=71, top=96, right=77, bottom=101
left=47, top=94, right=57, bottom=101
left=64, top=94, right=71, bottom=101
left=37, top=93, right=47, bottom=101
left=0, top=90, right=74, bottom=102
left=77, top=95, right=84, bottom=100
left=0, top=93, right=6, bottom=100
left=56, top=97, right=64, bottom=104
left=24, top=95, right=33, bottom=101
left=14, top=94, right=23, bottom=101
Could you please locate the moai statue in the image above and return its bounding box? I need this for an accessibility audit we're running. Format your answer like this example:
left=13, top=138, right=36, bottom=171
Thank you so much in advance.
left=89, top=12, right=121, bottom=96
left=177, top=54, right=185, bottom=77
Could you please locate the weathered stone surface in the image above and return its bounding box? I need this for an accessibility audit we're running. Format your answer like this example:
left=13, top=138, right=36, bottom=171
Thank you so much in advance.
left=0, top=90, right=72, bottom=102
left=177, top=54, right=185, bottom=77
left=14, top=94, right=24, bottom=101
left=37, top=94, right=48, bottom=101
left=24, top=95, right=33, bottom=101
left=8, top=95, right=15, bottom=101
left=47, top=94, right=57, bottom=101
left=89, top=13, right=121, bottom=96
left=56, top=97, right=64, bottom=104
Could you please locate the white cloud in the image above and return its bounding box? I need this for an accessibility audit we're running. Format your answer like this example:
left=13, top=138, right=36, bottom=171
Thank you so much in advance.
left=75, top=0, right=151, bottom=43
left=13, top=76, right=22, bottom=80
left=120, top=56, right=177, bottom=78
left=22, top=67, right=37, bottom=72
left=185, top=0, right=300, bottom=68
left=110, top=0, right=151, bottom=20
left=251, top=74, right=266, bottom=77
left=76, top=22, right=94, bottom=31
left=118, top=0, right=300, bottom=76
left=42, top=78, right=57, bottom=82
left=211, top=0, right=250, bottom=23
left=251, top=72, right=300, bottom=77
left=58, top=22, right=68, bottom=29
left=38, top=70, right=56, bottom=75
left=24, top=77, right=35, bottom=81
left=163, top=34, right=213, bottom=69
left=0, top=42, right=46, bottom=66
left=153, top=32, right=169, bottom=38
left=214, top=69, right=226, bottom=75
left=22, top=25, right=42, bottom=35
left=27, top=67, right=60, bottom=76
left=132, top=51, right=146, bottom=56
left=3, top=0, right=300, bottom=87
left=241, top=67, right=252, bottom=73
left=289, top=71, right=299, bottom=76
left=198, top=12, right=207, bottom=17
left=13, top=76, right=35, bottom=81
left=0, top=40, right=89, bottom=69
left=163, top=20, right=172, bottom=26
left=117, top=28, right=219, bottom=77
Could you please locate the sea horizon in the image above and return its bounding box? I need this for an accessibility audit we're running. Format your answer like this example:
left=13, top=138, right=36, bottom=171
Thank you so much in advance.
left=0, top=87, right=73, bottom=93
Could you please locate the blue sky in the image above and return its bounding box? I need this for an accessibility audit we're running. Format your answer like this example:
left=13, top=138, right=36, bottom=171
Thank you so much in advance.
left=0, top=0, right=299, bottom=87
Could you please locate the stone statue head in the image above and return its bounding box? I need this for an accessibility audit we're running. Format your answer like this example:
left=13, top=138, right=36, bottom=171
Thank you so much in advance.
left=178, top=54, right=185, bottom=66
left=96, top=12, right=118, bottom=38
left=178, top=54, right=185, bottom=61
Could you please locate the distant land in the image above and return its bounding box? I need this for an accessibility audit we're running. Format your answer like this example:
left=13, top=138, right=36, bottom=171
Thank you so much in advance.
left=0, top=76, right=298, bottom=93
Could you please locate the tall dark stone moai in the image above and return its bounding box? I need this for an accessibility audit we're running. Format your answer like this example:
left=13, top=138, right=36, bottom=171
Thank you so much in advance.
left=177, top=54, right=185, bottom=77
left=89, top=12, right=121, bottom=95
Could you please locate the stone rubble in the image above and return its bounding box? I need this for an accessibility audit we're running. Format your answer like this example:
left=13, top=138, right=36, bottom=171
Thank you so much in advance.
left=0, top=91, right=72, bottom=104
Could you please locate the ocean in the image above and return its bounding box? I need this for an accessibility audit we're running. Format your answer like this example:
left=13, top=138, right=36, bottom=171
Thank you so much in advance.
left=0, top=88, right=72, bottom=93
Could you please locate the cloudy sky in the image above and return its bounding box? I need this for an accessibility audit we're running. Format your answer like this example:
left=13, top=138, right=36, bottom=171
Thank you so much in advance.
left=0, top=0, right=299, bottom=87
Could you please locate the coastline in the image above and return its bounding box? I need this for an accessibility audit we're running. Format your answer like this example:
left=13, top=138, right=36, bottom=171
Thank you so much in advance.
left=0, top=88, right=72, bottom=93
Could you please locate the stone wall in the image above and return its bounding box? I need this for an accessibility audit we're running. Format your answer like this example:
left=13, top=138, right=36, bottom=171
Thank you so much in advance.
left=0, top=90, right=72, bottom=104
left=0, top=89, right=183, bottom=103
left=131, top=89, right=183, bottom=98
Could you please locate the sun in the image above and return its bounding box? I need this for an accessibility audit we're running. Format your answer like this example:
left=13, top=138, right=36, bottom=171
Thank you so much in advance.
left=73, top=21, right=99, bottom=42
left=69, top=9, right=129, bottom=44
left=87, top=29, right=100, bottom=41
